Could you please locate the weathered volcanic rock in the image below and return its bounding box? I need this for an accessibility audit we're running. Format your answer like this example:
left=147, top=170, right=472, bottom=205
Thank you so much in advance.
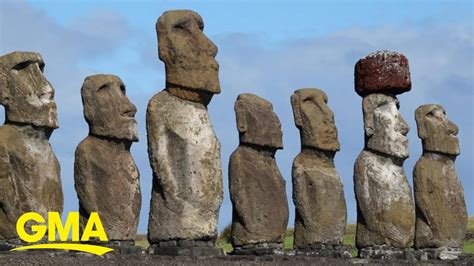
left=147, top=10, right=223, bottom=245
left=156, top=10, right=220, bottom=98
left=74, top=74, right=141, bottom=241
left=413, top=104, right=467, bottom=249
left=147, top=91, right=223, bottom=242
left=0, top=51, right=63, bottom=240
left=355, top=50, right=411, bottom=97
left=229, top=93, right=289, bottom=247
left=290, top=89, right=346, bottom=249
left=354, top=93, right=415, bottom=249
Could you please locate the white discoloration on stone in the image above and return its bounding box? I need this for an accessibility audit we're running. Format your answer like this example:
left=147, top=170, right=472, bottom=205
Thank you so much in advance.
left=364, top=94, right=409, bottom=159
left=354, top=150, right=415, bottom=248
left=355, top=94, right=414, bottom=248
left=147, top=90, right=223, bottom=242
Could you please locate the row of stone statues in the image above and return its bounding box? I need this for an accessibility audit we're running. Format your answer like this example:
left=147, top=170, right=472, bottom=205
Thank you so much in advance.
left=0, top=10, right=467, bottom=259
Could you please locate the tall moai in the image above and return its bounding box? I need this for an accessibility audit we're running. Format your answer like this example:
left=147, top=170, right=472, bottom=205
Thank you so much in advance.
left=0, top=52, right=63, bottom=246
left=353, top=51, right=415, bottom=258
left=229, top=93, right=289, bottom=255
left=74, top=74, right=141, bottom=247
left=290, top=88, right=349, bottom=258
left=413, top=104, right=467, bottom=259
left=146, top=10, right=224, bottom=255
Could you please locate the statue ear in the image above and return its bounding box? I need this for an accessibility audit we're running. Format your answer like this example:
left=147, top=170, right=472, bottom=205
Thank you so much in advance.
left=290, top=93, right=303, bottom=128
left=235, top=100, right=247, bottom=133
left=415, top=106, right=428, bottom=140
left=362, top=98, right=375, bottom=137
left=80, top=82, right=95, bottom=125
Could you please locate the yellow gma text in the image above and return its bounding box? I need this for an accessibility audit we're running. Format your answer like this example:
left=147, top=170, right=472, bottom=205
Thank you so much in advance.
left=10, top=212, right=113, bottom=256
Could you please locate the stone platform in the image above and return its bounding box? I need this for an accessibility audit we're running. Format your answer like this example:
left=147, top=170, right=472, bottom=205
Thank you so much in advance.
left=358, top=245, right=469, bottom=261
left=149, top=240, right=224, bottom=256
left=231, top=243, right=290, bottom=255
left=295, top=244, right=352, bottom=259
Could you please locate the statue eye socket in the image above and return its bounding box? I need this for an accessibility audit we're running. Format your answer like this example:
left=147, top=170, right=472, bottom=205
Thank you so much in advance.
left=173, top=22, right=187, bottom=31
left=12, top=61, right=44, bottom=72
left=97, top=84, right=109, bottom=92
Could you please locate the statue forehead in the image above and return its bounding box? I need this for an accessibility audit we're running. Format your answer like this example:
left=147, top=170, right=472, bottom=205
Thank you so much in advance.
left=416, top=104, right=443, bottom=116
left=293, top=88, right=327, bottom=103
left=363, top=93, right=398, bottom=111
left=236, top=93, right=273, bottom=110
left=156, top=10, right=203, bottom=32
left=0, top=51, right=44, bottom=70
left=415, top=104, right=444, bottom=122
left=82, top=74, right=124, bottom=95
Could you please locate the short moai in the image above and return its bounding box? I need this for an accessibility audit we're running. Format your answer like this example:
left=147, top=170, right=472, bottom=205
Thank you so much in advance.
left=413, top=104, right=467, bottom=260
left=229, top=93, right=289, bottom=255
left=290, top=88, right=350, bottom=258
left=74, top=74, right=141, bottom=252
left=146, top=10, right=224, bottom=256
left=0, top=52, right=63, bottom=248
left=353, top=51, right=415, bottom=259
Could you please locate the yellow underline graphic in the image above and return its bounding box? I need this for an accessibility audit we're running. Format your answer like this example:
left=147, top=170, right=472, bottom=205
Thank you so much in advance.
left=10, top=243, right=114, bottom=256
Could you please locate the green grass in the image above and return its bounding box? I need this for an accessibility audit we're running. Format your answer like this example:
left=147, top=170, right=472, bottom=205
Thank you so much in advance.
left=468, top=217, right=474, bottom=233
left=135, top=234, right=149, bottom=249
left=465, top=240, right=474, bottom=254
left=343, top=224, right=357, bottom=257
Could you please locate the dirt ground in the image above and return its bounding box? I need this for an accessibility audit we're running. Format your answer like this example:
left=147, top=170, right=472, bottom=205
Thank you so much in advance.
left=0, top=252, right=473, bottom=266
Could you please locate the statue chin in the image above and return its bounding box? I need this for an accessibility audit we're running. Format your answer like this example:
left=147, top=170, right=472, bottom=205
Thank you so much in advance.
left=367, top=135, right=409, bottom=160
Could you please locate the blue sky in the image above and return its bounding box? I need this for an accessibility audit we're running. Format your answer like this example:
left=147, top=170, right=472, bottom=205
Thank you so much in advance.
left=1, top=0, right=473, bottom=234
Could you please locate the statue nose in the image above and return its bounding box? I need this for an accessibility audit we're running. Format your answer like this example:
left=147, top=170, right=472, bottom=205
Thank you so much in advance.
left=448, top=120, right=458, bottom=136
left=398, top=116, right=410, bottom=136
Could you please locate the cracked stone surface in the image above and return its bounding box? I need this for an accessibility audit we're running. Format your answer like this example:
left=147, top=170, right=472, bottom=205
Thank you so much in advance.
left=413, top=104, right=467, bottom=249
left=229, top=93, right=289, bottom=247
left=290, top=89, right=347, bottom=249
left=147, top=10, right=223, bottom=244
left=74, top=74, right=141, bottom=241
left=354, top=54, right=415, bottom=249
left=0, top=51, right=63, bottom=240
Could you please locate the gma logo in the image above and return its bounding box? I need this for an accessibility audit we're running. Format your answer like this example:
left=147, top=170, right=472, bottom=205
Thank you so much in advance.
left=11, top=212, right=113, bottom=256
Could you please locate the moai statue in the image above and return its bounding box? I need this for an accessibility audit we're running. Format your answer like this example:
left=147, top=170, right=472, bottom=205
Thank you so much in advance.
left=0, top=52, right=63, bottom=247
left=229, top=93, right=289, bottom=255
left=413, top=104, right=467, bottom=260
left=353, top=51, right=415, bottom=259
left=74, top=74, right=141, bottom=249
left=290, top=88, right=349, bottom=258
left=146, top=10, right=223, bottom=255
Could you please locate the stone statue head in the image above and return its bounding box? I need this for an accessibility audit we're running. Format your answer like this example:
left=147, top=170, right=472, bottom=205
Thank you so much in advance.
left=81, top=74, right=138, bottom=142
left=235, top=93, right=283, bottom=149
left=156, top=10, right=220, bottom=103
left=291, top=88, right=340, bottom=151
left=415, top=104, right=459, bottom=156
left=363, top=94, right=409, bottom=159
left=0, top=51, right=58, bottom=129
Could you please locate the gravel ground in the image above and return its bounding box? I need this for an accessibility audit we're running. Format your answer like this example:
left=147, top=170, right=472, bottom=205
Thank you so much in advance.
left=0, top=252, right=473, bottom=266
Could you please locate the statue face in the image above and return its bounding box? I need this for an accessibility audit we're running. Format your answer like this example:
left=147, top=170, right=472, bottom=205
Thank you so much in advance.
left=81, top=75, right=138, bottom=142
left=415, top=104, right=459, bottom=155
left=156, top=10, right=220, bottom=95
left=235, top=93, right=283, bottom=149
left=363, top=94, right=409, bottom=159
left=0, top=52, right=58, bottom=128
left=291, top=89, right=339, bottom=151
